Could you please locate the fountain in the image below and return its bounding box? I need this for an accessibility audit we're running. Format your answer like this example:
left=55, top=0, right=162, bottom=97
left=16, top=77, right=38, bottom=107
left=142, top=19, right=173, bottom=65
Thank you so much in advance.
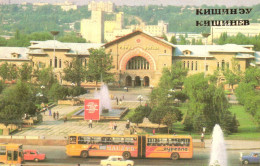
left=209, top=124, right=227, bottom=166
left=73, top=84, right=128, bottom=120
left=94, top=84, right=112, bottom=113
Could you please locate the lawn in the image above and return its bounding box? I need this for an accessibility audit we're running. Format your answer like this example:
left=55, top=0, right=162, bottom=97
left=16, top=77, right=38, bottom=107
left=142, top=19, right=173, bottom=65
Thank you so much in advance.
left=123, top=104, right=260, bottom=140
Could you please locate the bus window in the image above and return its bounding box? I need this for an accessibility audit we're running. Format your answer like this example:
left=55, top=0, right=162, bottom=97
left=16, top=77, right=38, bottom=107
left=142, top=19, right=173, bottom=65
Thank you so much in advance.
left=7, top=151, right=12, bottom=161
left=93, top=137, right=101, bottom=144
left=0, top=146, right=6, bottom=155
left=147, top=138, right=158, bottom=146
left=159, top=138, right=168, bottom=146
left=101, top=137, right=112, bottom=145
left=78, top=136, right=89, bottom=144
left=112, top=137, right=123, bottom=145
left=69, top=136, right=76, bottom=144
left=13, top=151, right=18, bottom=161
left=125, top=137, right=134, bottom=145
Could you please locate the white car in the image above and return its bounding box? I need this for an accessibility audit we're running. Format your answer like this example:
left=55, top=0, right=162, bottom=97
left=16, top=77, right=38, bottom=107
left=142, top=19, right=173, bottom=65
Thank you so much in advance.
left=100, top=156, right=134, bottom=166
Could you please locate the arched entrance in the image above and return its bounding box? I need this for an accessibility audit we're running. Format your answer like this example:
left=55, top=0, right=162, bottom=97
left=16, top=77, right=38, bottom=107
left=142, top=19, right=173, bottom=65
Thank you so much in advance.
left=125, top=76, right=132, bottom=86
left=144, top=76, right=150, bottom=87
left=135, top=76, right=141, bottom=86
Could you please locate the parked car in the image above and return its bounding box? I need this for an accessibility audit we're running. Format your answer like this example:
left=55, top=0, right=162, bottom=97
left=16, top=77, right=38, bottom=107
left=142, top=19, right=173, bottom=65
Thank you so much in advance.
left=100, top=156, right=134, bottom=166
left=240, top=152, right=260, bottom=164
left=23, top=149, right=46, bottom=162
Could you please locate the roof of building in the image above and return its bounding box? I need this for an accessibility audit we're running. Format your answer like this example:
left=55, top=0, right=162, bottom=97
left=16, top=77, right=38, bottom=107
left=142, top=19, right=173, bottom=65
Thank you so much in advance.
left=29, top=40, right=103, bottom=55
left=103, top=30, right=176, bottom=48
left=0, top=47, right=29, bottom=60
left=174, top=44, right=255, bottom=58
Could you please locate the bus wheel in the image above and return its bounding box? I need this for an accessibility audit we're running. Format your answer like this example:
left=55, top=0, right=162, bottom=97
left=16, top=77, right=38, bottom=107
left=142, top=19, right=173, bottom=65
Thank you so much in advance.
left=171, top=152, right=179, bottom=160
left=122, top=151, right=131, bottom=159
left=81, top=151, right=88, bottom=158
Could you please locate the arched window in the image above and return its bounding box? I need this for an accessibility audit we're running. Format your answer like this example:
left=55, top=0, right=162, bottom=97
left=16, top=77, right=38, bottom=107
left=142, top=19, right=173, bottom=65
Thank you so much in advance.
left=217, top=62, right=220, bottom=70
left=221, top=60, right=225, bottom=71
left=187, top=61, right=190, bottom=69
left=183, top=61, right=186, bottom=68
left=195, top=61, right=198, bottom=70
left=59, top=59, right=62, bottom=68
left=191, top=61, right=194, bottom=70
left=126, top=56, right=149, bottom=70
left=55, top=57, right=57, bottom=68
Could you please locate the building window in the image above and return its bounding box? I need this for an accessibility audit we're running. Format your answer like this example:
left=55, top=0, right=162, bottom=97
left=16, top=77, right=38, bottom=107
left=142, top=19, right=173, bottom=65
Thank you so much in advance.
left=126, top=56, right=149, bottom=70
left=55, top=57, right=57, bottom=68
left=59, top=59, right=62, bottom=68
left=206, top=64, right=209, bottom=71
left=226, top=62, right=229, bottom=69
left=195, top=61, right=198, bottom=70
left=164, top=50, right=166, bottom=53
left=238, top=64, right=241, bottom=71
left=191, top=61, right=194, bottom=70
left=187, top=61, right=189, bottom=69
left=50, top=59, right=52, bottom=67
left=217, top=62, right=220, bottom=70
left=183, top=61, right=186, bottom=68
left=221, top=60, right=225, bottom=71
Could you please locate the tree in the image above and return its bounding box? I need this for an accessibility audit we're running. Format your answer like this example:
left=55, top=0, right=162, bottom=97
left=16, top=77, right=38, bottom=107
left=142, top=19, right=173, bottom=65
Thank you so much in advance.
left=87, top=48, right=114, bottom=85
left=162, top=33, right=168, bottom=41
left=35, top=67, right=57, bottom=90
left=244, top=67, right=260, bottom=87
left=161, top=107, right=182, bottom=134
left=129, top=106, right=146, bottom=126
left=58, top=32, right=86, bottom=43
left=170, top=36, right=177, bottom=44
left=48, top=82, right=69, bottom=101
left=0, top=62, right=9, bottom=82
left=18, top=63, right=33, bottom=82
left=179, top=35, right=187, bottom=45
left=184, top=73, right=233, bottom=133
left=63, top=56, right=87, bottom=86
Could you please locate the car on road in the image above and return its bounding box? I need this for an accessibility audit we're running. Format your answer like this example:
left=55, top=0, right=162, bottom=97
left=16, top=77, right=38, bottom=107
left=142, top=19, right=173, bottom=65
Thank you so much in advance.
left=23, top=149, right=46, bottom=162
left=100, top=156, right=134, bottom=166
left=240, top=152, right=260, bottom=164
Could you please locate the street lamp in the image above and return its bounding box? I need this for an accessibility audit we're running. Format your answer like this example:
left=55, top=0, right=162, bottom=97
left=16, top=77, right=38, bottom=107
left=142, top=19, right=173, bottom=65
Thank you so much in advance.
left=201, top=33, right=210, bottom=77
left=50, top=31, right=60, bottom=70
left=137, top=95, right=143, bottom=105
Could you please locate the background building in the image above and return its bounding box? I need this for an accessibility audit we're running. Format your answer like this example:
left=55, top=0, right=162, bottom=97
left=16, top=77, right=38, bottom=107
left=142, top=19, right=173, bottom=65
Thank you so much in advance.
left=88, top=1, right=115, bottom=12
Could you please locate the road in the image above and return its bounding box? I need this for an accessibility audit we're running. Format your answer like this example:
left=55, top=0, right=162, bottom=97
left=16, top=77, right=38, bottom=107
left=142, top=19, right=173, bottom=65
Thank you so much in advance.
left=23, top=145, right=260, bottom=166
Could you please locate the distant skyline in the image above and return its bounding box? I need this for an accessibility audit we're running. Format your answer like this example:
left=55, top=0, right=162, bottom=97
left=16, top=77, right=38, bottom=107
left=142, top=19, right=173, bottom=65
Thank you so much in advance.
left=3, top=0, right=260, bottom=7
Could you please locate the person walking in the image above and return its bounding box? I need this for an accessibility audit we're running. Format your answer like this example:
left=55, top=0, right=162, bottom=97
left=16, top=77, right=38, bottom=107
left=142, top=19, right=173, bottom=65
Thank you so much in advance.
left=116, top=97, right=118, bottom=105
left=153, top=129, right=155, bottom=135
left=48, top=107, right=52, bottom=116
left=53, top=112, right=56, bottom=120
left=56, top=111, right=59, bottom=120
left=89, top=119, right=93, bottom=128
left=114, top=122, right=117, bottom=130
left=201, top=132, right=204, bottom=142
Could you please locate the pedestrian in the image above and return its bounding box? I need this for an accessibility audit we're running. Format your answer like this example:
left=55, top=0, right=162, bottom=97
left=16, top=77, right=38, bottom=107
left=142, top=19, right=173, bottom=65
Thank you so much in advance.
left=201, top=132, right=204, bottom=142
left=126, top=119, right=130, bottom=129
left=126, top=87, right=128, bottom=92
left=114, top=122, right=117, bottom=130
left=116, top=97, right=118, bottom=105
left=89, top=119, right=93, bottom=128
left=53, top=112, right=56, bottom=120
left=119, top=98, right=122, bottom=104
left=64, top=116, right=67, bottom=123
left=56, top=111, right=59, bottom=119
left=153, top=129, right=155, bottom=135
left=48, top=107, right=52, bottom=116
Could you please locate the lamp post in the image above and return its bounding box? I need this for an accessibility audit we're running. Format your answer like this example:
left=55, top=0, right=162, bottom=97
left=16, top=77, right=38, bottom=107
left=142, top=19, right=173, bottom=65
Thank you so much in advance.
left=201, top=33, right=210, bottom=77
left=50, top=31, right=59, bottom=70
left=137, top=95, right=143, bottom=106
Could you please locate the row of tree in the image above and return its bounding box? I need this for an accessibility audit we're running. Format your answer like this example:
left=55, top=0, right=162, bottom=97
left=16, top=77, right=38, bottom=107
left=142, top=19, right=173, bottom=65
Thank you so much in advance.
left=129, top=61, right=260, bottom=134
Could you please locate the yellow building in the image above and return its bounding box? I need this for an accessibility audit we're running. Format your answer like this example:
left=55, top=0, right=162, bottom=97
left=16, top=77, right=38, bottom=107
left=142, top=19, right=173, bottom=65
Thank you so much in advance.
left=27, top=40, right=102, bottom=86
left=104, top=30, right=255, bottom=87
left=80, top=10, right=104, bottom=43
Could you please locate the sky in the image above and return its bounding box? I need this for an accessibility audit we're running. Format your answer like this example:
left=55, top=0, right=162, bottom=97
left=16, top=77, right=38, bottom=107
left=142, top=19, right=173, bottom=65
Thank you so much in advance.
left=5, top=0, right=260, bottom=7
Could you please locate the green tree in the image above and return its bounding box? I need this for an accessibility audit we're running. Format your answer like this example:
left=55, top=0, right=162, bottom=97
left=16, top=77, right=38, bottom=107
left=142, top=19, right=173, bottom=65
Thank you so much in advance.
left=179, top=35, right=187, bottom=45
left=170, top=36, right=177, bottom=44
left=87, top=48, right=114, bottom=85
left=161, top=107, right=182, bottom=134
left=35, top=67, right=57, bottom=90
left=0, top=62, right=9, bottom=82
left=184, top=73, right=233, bottom=133
left=244, top=67, right=260, bottom=87
left=58, top=32, right=86, bottom=43
left=18, top=63, right=32, bottom=82
left=129, top=106, right=146, bottom=126
left=48, top=82, right=69, bottom=101
left=63, top=56, right=87, bottom=86
left=162, top=33, right=168, bottom=41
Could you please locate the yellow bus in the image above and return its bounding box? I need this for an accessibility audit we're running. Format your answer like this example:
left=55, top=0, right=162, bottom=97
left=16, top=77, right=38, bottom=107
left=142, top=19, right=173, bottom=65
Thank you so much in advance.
left=0, top=143, right=24, bottom=164
left=66, top=134, right=193, bottom=160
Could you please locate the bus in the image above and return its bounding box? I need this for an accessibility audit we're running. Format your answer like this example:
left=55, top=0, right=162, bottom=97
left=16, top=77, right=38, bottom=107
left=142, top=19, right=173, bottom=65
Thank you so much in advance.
left=0, top=143, right=24, bottom=164
left=66, top=134, right=193, bottom=160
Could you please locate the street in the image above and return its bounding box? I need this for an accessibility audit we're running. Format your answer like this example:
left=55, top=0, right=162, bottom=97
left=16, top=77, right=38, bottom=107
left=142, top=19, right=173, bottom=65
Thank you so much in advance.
left=23, top=145, right=260, bottom=166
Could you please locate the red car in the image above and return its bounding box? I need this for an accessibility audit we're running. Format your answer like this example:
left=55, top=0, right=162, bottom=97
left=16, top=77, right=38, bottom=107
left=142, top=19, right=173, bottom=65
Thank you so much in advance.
left=23, top=149, right=46, bottom=162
